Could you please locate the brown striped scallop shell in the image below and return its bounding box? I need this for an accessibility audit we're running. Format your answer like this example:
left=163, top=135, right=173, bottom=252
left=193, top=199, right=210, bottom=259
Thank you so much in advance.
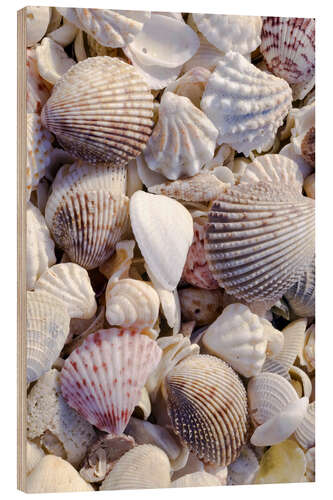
left=165, top=354, right=248, bottom=466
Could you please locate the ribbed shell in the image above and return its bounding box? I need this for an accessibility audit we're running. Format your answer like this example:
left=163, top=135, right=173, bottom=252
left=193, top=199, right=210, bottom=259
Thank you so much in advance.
left=45, top=163, right=129, bottom=269
left=27, top=113, right=53, bottom=200
left=61, top=328, right=162, bottom=434
left=271, top=319, right=307, bottom=371
left=204, top=181, right=315, bottom=305
left=41, top=57, right=154, bottom=164
left=201, top=52, right=292, bottom=156
left=260, top=17, right=315, bottom=84
left=27, top=47, right=51, bottom=114
left=301, top=127, right=315, bottom=167
left=27, top=291, right=70, bottom=383
left=171, top=471, right=220, bottom=488
left=144, top=91, right=218, bottom=180
left=178, top=288, right=223, bottom=326
left=285, top=257, right=315, bottom=317
left=294, top=402, right=315, bottom=450
left=261, top=358, right=291, bottom=380
left=165, top=354, right=248, bottom=466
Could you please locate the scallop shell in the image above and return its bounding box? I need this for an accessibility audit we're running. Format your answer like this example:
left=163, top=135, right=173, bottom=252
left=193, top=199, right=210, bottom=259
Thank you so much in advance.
left=183, top=34, right=224, bottom=73
left=27, top=47, right=51, bottom=114
left=301, top=127, right=315, bottom=167
left=27, top=113, right=53, bottom=200
left=178, top=288, right=223, bottom=326
left=61, top=328, right=162, bottom=434
left=193, top=14, right=262, bottom=53
left=204, top=180, right=315, bottom=307
left=129, top=191, right=193, bottom=291
left=26, top=6, right=51, bottom=47
left=34, top=263, right=97, bottom=320
left=285, top=257, right=315, bottom=317
left=260, top=17, right=315, bottom=85
left=202, top=304, right=267, bottom=377
left=294, top=401, right=315, bottom=450
left=171, top=471, right=220, bottom=488
left=227, top=446, right=259, bottom=485
left=45, top=163, right=129, bottom=269
left=144, top=91, right=217, bottom=180
left=261, top=358, right=291, bottom=379
left=254, top=440, right=306, bottom=484
left=100, top=444, right=171, bottom=490
left=201, top=52, right=292, bottom=156
left=41, top=57, right=154, bottom=164
left=27, top=291, right=70, bottom=383
left=57, top=8, right=151, bottom=48
left=166, top=67, right=211, bottom=108
left=165, top=354, right=248, bottom=466
left=271, top=319, right=307, bottom=371
left=36, top=38, right=76, bottom=85
left=27, top=202, right=56, bottom=290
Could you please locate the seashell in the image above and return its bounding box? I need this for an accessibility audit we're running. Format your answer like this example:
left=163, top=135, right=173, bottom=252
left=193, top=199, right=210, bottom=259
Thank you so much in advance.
left=201, top=52, right=292, bottom=156
left=204, top=180, right=315, bottom=308
left=134, top=386, right=151, bottom=420
left=46, top=7, right=62, bottom=34
left=171, top=471, right=220, bottom=488
left=299, top=324, right=315, bottom=373
left=45, top=163, right=129, bottom=269
left=165, top=354, right=248, bottom=466
left=166, top=67, right=211, bottom=108
left=27, top=202, right=56, bottom=290
left=41, top=57, right=154, bottom=164
left=27, top=291, right=70, bottom=383
left=260, top=17, right=315, bottom=86
left=63, top=305, right=106, bottom=355
left=61, top=328, right=162, bottom=434
left=305, top=447, right=315, bottom=482
left=73, top=30, right=87, bottom=62
left=183, top=34, right=224, bottom=73
left=136, top=154, right=168, bottom=188
left=260, top=319, right=284, bottom=358
left=27, top=440, right=45, bottom=475
left=99, top=240, right=135, bottom=280
left=36, top=38, right=76, bottom=85
left=57, top=8, right=150, bottom=48
left=144, top=91, right=218, bottom=180
left=47, top=19, right=78, bottom=47
left=127, top=159, right=143, bottom=196
left=255, top=439, right=306, bottom=484
left=261, top=358, right=291, bottom=380
left=26, top=6, right=51, bottom=47
left=204, top=463, right=228, bottom=485
left=304, top=173, right=315, bottom=199
left=291, top=102, right=315, bottom=158
left=227, top=446, right=259, bottom=485
left=100, top=444, right=171, bottom=490
left=271, top=319, right=307, bottom=370
left=130, top=191, right=193, bottom=291
left=285, top=257, right=315, bottom=317
left=301, top=126, right=315, bottom=167
left=26, top=112, right=53, bottom=200
left=279, top=143, right=313, bottom=181
left=27, top=455, right=94, bottom=493
left=106, top=278, right=160, bottom=331
left=248, top=372, right=308, bottom=446
left=27, top=47, right=51, bottom=114
left=34, top=263, right=97, bottom=320
left=202, top=304, right=267, bottom=377
left=192, top=14, right=262, bottom=53
left=289, top=366, right=312, bottom=399
left=294, top=401, right=315, bottom=450
left=178, top=288, right=223, bottom=326
left=172, top=451, right=204, bottom=481
left=27, top=369, right=96, bottom=467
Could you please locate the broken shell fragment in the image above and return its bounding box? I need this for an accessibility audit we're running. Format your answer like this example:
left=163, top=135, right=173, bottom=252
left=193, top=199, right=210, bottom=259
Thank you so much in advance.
left=27, top=47, right=51, bottom=114
left=27, top=440, right=45, bottom=475
left=301, top=127, right=315, bottom=167
left=183, top=34, right=224, bottom=73
left=271, top=319, right=307, bottom=371
left=304, top=173, right=315, bottom=199
left=178, top=287, right=223, bottom=326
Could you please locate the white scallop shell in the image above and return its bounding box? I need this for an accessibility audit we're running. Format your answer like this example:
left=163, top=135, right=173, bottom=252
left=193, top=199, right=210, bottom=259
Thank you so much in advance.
left=171, top=471, right=220, bottom=488
left=294, top=402, right=315, bottom=450
left=144, top=91, right=218, bottom=180
left=36, top=38, right=76, bottom=85
left=27, top=47, right=51, bottom=114
left=26, top=6, right=51, bottom=47
left=27, top=113, right=53, bottom=200
left=272, top=319, right=307, bottom=371
left=166, top=67, right=211, bottom=108
left=183, top=34, right=224, bottom=73
left=201, top=52, right=292, bottom=156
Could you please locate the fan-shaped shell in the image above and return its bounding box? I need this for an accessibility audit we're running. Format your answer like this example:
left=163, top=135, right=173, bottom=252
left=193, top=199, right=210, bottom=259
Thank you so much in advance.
left=294, top=401, right=315, bottom=450
left=45, top=163, right=129, bottom=269
left=171, top=471, right=220, bottom=488
left=26, top=6, right=51, bottom=47
left=41, top=57, right=154, bottom=164
left=285, top=258, right=315, bottom=317
left=201, top=52, right=292, bottom=156
left=261, top=358, right=291, bottom=379
left=166, top=67, right=211, bottom=108
left=165, top=354, right=248, bottom=466
left=61, top=328, right=162, bottom=434
left=204, top=181, right=315, bottom=307
left=34, top=263, right=97, bottom=320
left=178, top=288, right=223, bottom=326
left=144, top=91, right=218, bottom=180
left=27, top=113, right=53, bottom=200
left=271, top=319, right=307, bottom=371
left=27, top=47, right=51, bottom=114
left=27, top=291, right=70, bottom=383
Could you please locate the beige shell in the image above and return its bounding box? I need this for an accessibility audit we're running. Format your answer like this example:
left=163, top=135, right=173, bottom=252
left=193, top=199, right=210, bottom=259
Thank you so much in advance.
left=100, top=444, right=171, bottom=490
left=99, top=239, right=135, bottom=280
left=255, top=440, right=306, bottom=484
left=26, top=6, right=51, bottom=47
left=166, top=67, right=211, bottom=108
left=227, top=446, right=259, bottom=485
left=290, top=366, right=312, bottom=399
left=294, top=401, right=315, bottom=450
left=36, top=38, right=76, bottom=85
left=178, top=287, right=223, bottom=326
left=41, top=57, right=154, bottom=164
left=27, top=112, right=53, bottom=200
left=144, top=91, right=218, bottom=180
left=171, top=471, right=220, bottom=488
left=27, top=47, right=51, bottom=114
left=27, top=440, right=45, bottom=475
left=291, top=102, right=315, bottom=159
left=304, top=173, right=315, bottom=199
left=302, top=126, right=315, bottom=167
left=202, top=304, right=267, bottom=377
left=285, top=257, right=315, bottom=317
left=272, top=319, right=307, bottom=371
left=165, top=354, right=248, bottom=466
left=135, top=387, right=151, bottom=420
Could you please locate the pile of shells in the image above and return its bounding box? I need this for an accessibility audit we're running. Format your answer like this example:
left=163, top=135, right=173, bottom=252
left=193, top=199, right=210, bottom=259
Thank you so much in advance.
left=25, top=7, right=315, bottom=493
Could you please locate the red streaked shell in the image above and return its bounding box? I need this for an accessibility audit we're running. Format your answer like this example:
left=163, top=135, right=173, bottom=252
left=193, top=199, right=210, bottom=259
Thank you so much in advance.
left=61, top=328, right=162, bottom=434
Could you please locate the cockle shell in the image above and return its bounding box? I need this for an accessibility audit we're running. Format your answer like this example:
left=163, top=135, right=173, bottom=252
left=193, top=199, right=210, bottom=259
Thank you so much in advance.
left=100, top=444, right=171, bottom=490
left=165, top=354, right=248, bottom=466
left=192, top=14, right=262, bottom=53
left=27, top=47, right=51, bottom=114
left=285, top=257, right=315, bottom=317
left=304, top=173, right=315, bottom=199
left=36, top=38, right=76, bottom=85
left=41, top=57, right=154, bottom=164
left=27, top=292, right=70, bottom=383
left=130, top=191, right=193, bottom=290
left=305, top=447, right=315, bottom=482
left=171, top=471, right=220, bottom=488
left=270, top=319, right=307, bottom=371
left=57, top=8, right=151, bottom=48
left=166, top=67, right=211, bottom=108
left=144, top=91, right=217, bottom=180
left=178, top=287, right=223, bottom=326
left=302, top=127, right=315, bottom=167
left=255, top=440, right=306, bottom=484
left=183, top=34, right=224, bottom=73
left=202, top=304, right=267, bottom=377
left=27, top=202, right=56, bottom=290
left=34, top=263, right=97, bottom=320
left=61, top=328, right=162, bottom=434
left=227, top=446, right=259, bottom=485
left=294, top=401, right=315, bottom=450
left=26, top=6, right=51, bottom=47
left=201, top=52, right=292, bottom=156
left=45, top=163, right=129, bottom=269
left=27, top=113, right=53, bottom=200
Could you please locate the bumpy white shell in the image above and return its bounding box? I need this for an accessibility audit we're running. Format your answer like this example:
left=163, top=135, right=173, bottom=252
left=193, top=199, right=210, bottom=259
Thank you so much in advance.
left=27, top=47, right=51, bottom=114
left=36, top=38, right=76, bottom=85
left=201, top=52, right=292, bottom=156
left=27, top=202, right=56, bottom=290
left=192, top=14, right=262, bottom=53
left=166, top=67, right=211, bottom=108
left=202, top=304, right=267, bottom=377
left=144, top=91, right=218, bottom=180
left=34, top=263, right=97, bottom=320
left=294, top=401, right=315, bottom=450
left=27, top=113, right=53, bottom=200
left=130, top=191, right=193, bottom=290
left=26, top=6, right=51, bottom=47
left=171, top=471, right=220, bottom=488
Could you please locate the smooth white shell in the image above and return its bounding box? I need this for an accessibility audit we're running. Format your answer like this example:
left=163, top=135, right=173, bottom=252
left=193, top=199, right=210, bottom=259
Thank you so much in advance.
left=36, top=38, right=76, bottom=85
left=26, top=6, right=51, bottom=47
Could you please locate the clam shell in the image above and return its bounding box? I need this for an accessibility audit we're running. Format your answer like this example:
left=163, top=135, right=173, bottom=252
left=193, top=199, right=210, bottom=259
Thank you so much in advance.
left=227, top=446, right=259, bottom=485
left=301, top=126, right=315, bottom=167
left=285, top=257, right=315, bottom=317
left=166, top=67, right=211, bottom=108
left=183, top=34, right=224, bottom=73
left=129, top=191, right=193, bottom=291
left=171, top=471, right=220, bottom=488
left=202, top=304, right=267, bottom=377
left=34, top=263, right=97, bottom=320
left=178, top=287, right=223, bottom=326
left=294, top=401, right=315, bottom=450
left=255, top=440, right=306, bottom=484
left=41, top=56, right=154, bottom=164
left=27, top=291, right=70, bottom=383
left=165, top=354, right=248, bottom=466
left=144, top=91, right=217, bottom=180
left=61, top=328, right=162, bottom=434
left=201, top=52, right=292, bottom=156
left=36, top=38, right=76, bottom=85
left=271, top=319, right=307, bottom=371
left=26, top=6, right=51, bottom=47
left=45, top=163, right=129, bottom=269
left=27, top=113, right=53, bottom=200
left=27, top=47, right=51, bottom=114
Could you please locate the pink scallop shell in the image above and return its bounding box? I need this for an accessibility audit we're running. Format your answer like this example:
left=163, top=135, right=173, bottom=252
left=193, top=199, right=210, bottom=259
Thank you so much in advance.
left=61, top=328, right=162, bottom=434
